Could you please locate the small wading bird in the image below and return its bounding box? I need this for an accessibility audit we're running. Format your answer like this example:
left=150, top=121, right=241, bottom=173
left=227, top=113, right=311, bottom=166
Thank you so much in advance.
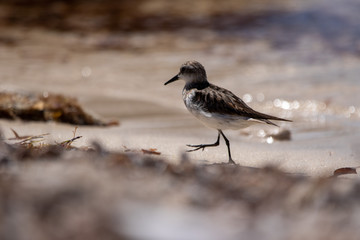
left=165, top=61, right=291, bottom=164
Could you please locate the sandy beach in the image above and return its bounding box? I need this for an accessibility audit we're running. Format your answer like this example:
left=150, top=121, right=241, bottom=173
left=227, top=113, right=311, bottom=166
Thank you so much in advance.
left=1, top=0, right=360, bottom=239
left=1, top=16, right=360, bottom=176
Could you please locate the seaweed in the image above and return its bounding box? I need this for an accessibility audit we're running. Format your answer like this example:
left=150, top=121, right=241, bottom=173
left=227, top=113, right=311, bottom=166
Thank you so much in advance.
left=8, top=127, right=83, bottom=151
left=0, top=91, right=119, bottom=126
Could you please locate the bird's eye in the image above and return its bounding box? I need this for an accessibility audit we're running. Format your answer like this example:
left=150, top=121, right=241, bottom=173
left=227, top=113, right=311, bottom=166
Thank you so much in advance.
left=180, top=65, right=196, bottom=74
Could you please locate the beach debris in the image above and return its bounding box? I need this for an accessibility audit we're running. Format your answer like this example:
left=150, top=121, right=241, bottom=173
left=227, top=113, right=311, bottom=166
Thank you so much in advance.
left=141, top=148, right=161, bottom=155
left=7, top=127, right=84, bottom=150
left=1, top=127, right=360, bottom=239
left=8, top=128, right=45, bottom=141
left=8, top=128, right=49, bottom=148
left=59, top=127, right=82, bottom=149
left=0, top=91, right=118, bottom=126
left=267, top=129, right=292, bottom=141
left=122, top=145, right=161, bottom=155
left=122, top=145, right=133, bottom=153
left=333, top=167, right=357, bottom=177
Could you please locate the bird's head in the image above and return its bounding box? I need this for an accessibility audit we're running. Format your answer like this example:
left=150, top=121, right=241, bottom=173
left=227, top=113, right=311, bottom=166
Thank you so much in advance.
left=165, top=61, right=207, bottom=86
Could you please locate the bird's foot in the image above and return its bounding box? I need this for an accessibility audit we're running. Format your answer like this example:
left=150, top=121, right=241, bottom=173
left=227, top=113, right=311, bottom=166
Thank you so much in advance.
left=228, top=158, right=236, bottom=164
left=186, top=143, right=218, bottom=152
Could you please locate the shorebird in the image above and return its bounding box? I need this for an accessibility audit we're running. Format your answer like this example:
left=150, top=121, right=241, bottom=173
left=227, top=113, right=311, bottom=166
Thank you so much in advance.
left=165, top=61, right=291, bottom=164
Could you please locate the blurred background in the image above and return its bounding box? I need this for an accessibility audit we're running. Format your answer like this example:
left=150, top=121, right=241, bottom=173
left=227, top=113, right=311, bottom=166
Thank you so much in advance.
left=0, top=0, right=360, bottom=173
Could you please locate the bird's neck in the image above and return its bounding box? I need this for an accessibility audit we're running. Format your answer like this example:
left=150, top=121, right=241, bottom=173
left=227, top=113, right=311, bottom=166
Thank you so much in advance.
left=184, top=80, right=210, bottom=90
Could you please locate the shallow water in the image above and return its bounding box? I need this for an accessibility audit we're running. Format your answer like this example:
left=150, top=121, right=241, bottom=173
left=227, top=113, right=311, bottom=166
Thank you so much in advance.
left=1, top=0, right=360, bottom=177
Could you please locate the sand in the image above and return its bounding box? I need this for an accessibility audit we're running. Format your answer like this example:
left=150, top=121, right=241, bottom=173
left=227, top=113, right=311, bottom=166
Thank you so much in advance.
left=1, top=21, right=360, bottom=176
left=1, top=1, right=360, bottom=239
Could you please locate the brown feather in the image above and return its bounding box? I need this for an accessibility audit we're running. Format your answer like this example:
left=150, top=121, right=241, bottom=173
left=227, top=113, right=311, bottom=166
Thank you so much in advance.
left=191, top=83, right=291, bottom=125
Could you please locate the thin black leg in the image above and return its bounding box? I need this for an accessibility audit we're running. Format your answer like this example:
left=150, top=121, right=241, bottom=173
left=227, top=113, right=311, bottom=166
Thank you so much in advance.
left=186, top=131, right=220, bottom=152
left=219, top=130, right=235, bottom=164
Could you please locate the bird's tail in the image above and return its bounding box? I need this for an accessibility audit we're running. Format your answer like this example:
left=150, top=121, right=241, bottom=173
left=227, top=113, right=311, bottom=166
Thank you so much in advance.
left=262, top=117, right=292, bottom=127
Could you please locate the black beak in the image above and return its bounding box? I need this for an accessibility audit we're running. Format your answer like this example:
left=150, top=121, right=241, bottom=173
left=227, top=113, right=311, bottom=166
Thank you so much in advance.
left=164, top=74, right=179, bottom=85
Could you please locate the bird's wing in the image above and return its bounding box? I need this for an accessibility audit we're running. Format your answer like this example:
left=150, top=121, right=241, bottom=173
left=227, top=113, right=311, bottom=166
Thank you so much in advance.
left=194, top=84, right=291, bottom=125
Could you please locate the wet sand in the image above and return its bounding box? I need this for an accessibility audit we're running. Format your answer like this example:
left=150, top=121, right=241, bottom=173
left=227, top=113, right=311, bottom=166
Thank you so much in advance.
left=1, top=20, right=360, bottom=176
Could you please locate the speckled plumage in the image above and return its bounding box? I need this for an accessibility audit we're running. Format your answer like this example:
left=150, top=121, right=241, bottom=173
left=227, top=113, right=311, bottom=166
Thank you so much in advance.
left=165, top=61, right=291, bottom=164
left=182, top=82, right=290, bottom=129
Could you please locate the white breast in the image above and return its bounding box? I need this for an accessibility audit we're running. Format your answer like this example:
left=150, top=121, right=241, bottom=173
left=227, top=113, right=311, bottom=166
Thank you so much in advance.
left=182, top=89, right=255, bottom=130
